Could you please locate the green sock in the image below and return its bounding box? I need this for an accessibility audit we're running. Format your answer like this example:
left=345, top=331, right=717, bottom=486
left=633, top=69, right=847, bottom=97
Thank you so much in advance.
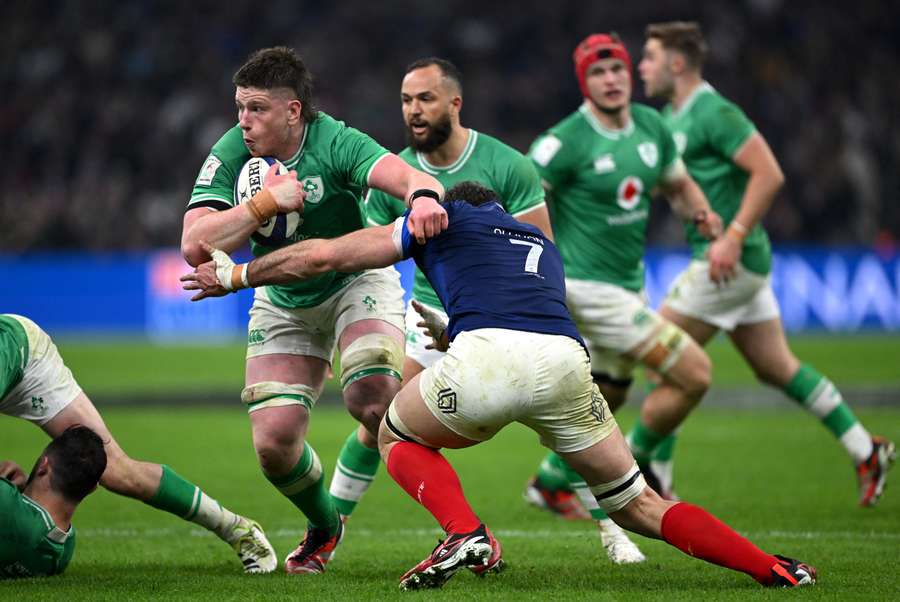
left=534, top=451, right=573, bottom=492
left=147, top=465, right=240, bottom=541
left=329, top=430, right=381, bottom=517
left=784, top=363, right=873, bottom=463
left=266, top=443, right=339, bottom=533
left=650, top=433, right=677, bottom=462
left=558, top=457, right=608, bottom=520
left=628, top=421, right=666, bottom=465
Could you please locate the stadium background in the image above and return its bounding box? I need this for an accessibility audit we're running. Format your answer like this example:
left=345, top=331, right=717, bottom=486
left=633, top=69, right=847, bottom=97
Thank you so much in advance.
left=2, top=2, right=899, bottom=599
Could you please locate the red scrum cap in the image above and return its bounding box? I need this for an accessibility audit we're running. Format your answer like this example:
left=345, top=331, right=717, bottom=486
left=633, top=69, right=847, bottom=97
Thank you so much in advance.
left=573, top=34, right=632, bottom=98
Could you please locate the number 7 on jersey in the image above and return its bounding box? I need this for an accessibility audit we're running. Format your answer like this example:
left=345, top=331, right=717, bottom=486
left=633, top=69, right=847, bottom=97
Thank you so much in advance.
left=509, top=239, right=544, bottom=274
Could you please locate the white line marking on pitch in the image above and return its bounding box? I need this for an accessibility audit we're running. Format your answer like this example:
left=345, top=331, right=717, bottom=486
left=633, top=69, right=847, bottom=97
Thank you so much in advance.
left=79, top=526, right=900, bottom=541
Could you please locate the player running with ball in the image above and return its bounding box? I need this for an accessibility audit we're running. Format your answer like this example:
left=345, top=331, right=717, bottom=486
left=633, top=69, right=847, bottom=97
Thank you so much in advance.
left=181, top=46, right=446, bottom=574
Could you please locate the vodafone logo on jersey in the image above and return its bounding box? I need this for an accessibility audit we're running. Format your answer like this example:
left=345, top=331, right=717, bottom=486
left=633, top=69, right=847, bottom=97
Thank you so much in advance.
left=616, top=176, right=643, bottom=210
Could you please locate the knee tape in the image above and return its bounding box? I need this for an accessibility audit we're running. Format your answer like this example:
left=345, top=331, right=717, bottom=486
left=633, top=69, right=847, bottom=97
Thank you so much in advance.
left=340, top=333, right=404, bottom=387
left=634, top=322, right=690, bottom=375
left=589, top=462, right=646, bottom=513
left=240, top=381, right=319, bottom=413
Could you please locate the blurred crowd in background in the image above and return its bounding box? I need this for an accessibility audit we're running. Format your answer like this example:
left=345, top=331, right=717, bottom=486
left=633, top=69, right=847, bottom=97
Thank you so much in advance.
left=3, top=0, right=897, bottom=251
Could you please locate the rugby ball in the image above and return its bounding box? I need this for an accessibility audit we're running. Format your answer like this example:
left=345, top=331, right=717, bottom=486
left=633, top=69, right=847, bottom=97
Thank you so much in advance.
left=235, top=156, right=302, bottom=246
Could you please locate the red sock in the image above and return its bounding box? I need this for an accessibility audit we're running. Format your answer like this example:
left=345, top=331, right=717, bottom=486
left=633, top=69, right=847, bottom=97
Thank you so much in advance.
left=661, top=502, right=778, bottom=585
left=386, top=441, right=481, bottom=534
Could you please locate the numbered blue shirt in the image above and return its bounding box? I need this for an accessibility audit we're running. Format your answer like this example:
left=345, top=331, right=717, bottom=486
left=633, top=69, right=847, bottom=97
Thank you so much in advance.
left=392, top=201, right=584, bottom=347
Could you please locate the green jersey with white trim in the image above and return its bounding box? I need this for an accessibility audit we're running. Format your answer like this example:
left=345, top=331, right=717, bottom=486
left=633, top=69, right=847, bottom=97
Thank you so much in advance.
left=188, top=112, right=390, bottom=308
left=366, top=129, right=545, bottom=309
left=662, top=82, right=771, bottom=274
left=0, top=314, right=28, bottom=401
left=529, top=102, right=679, bottom=292
left=0, top=479, right=76, bottom=579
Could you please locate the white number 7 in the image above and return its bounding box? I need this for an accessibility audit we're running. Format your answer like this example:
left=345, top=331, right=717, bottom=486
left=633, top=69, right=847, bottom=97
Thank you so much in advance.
left=509, top=239, right=544, bottom=273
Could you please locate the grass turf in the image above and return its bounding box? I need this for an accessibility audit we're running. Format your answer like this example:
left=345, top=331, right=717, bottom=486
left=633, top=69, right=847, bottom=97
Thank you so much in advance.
left=54, top=334, right=900, bottom=398
left=2, top=405, right=899, bottom=600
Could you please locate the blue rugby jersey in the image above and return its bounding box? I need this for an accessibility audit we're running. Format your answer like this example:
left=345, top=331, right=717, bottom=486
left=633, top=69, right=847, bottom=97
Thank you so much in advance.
left=393, top=200, right=584, bottom=347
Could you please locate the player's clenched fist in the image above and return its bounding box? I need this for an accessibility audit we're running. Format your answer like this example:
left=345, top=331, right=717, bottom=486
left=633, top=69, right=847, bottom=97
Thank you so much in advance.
left=407, top=195, right=448, bottom=244
left=265, top=164, right=306, bottom=213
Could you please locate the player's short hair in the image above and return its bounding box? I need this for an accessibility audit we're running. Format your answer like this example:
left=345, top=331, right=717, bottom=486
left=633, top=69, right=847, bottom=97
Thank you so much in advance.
left=446, top=181, right=500, bottom=207
left=233, top=46, right=317, bottom=122
left=645, top=21, right=708, bottom=70
left=405, top=57, right=463, bottom=95
left=44, top=425, right=107, bottom=503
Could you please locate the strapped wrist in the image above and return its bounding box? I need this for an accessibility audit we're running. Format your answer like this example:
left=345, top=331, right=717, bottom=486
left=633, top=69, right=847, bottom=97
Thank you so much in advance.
left=229, top=263, right=249, bottom=291
left=726, top=223, right=747, bottom=243
left=245, top=189, right=278, bottom=224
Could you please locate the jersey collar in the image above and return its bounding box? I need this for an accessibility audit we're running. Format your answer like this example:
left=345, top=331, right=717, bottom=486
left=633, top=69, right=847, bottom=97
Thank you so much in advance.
left=283, top=120, right=311, bottom=169
left=579, top=102, right=635, bottom=140
left=22, top=494, right=72, bottom=542
left=416, top=129, right=478, bottom=175
left=671, top=81, right=715, bottom=119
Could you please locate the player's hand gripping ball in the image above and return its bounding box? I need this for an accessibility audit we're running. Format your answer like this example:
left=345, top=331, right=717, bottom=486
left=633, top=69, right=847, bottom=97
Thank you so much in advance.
left=235, top=157, right=302, bottom=245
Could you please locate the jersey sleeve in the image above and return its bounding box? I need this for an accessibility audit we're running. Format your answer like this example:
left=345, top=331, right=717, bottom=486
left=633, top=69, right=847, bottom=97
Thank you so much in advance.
left=187, top=152, right=238, bottom=211
left=528, top=131, right=571, bottom=193
left=365, top=187, right=406, bottom=227
left=391, top=212, right=419, bottom=260
left=331, top=124, right=391, bottom=188
left=702, top=100, right=757, bottom=159
left=497, top=151, right=546, bottom=217
left=0, top=479, right=19, bottom=535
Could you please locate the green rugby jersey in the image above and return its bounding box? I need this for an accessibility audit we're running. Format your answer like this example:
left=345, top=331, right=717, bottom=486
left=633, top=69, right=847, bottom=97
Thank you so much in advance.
left=366, top=129, right=545, bottom=309
left=188, top=112, right=390, bottom=308
left=529, top=102, right=679, bottom=292
left=0, top=478, right=76, bottom=579
left=662, top=82, right=771, bottom=274
left=0, top=314, right=28, bottom=401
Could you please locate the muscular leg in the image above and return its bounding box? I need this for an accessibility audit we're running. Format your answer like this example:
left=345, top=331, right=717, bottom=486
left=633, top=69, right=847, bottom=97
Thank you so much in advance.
left=730, top=319, right=878, bottom=468
left=246, top=353, right=339, bottom=533
left=377, top=373, right=483, bottom=534
left=329, top=319, right=405, bottom=518
left=560, top=429, right=792, bottom=586
left=626, top=323, right=711, bottom=473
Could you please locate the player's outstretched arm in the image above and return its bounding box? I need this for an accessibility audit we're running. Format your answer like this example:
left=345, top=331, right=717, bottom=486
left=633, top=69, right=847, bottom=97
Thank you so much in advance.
left=181, top=227, right=401, bottom=300
left=368, top=154, right=447, bottom=244
left=659, top=166, right=723, bottom=239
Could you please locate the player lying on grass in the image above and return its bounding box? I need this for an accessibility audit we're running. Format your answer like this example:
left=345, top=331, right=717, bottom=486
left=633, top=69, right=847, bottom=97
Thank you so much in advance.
left=0, top=314, right=277, bottom=573
left=1, top=426, right=106, bottom=579
left=182, top=181, right=817, bottom=590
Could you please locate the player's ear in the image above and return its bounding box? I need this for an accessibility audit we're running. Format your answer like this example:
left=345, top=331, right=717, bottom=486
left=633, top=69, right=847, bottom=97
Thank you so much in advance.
left=288, top=99, right=303, bottom=126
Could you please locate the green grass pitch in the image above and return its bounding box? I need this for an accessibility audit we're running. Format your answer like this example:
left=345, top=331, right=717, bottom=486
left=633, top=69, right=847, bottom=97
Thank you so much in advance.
left=2, top=404, right=899, bottom=600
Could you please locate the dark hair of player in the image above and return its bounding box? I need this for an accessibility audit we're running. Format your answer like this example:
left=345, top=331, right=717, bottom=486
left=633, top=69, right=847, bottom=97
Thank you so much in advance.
left=44, top=425, right=107, bottom=503
left=645, top=21, right=708, bottom=70
left=233, top=46, right=318, bottom=123
left=445, top=181, right=500, bottom=207
left=405, top=57, right=463, bottom=95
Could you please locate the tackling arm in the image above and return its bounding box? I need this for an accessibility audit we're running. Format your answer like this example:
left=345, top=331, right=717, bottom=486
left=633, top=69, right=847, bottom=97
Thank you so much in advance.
left=180, top=226, right=402, bottom=300
left=515, top=204, right=555, bottom=242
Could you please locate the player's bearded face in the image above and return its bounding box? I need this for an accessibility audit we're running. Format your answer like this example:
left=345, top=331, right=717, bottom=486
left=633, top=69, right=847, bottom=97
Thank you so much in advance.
left=585, top=58, right=631, bottom=115
left=235, top=87, right=295, bottom=158
left=405, top=110, right=452, bottom=153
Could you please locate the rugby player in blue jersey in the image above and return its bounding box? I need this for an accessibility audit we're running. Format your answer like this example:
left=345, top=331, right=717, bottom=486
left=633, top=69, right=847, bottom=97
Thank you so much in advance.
left=182, top=182, right=816, bottom=591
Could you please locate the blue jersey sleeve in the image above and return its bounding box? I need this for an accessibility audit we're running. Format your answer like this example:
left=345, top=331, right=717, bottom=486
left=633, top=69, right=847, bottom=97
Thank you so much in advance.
left=391, top=211, right=421, bottom=260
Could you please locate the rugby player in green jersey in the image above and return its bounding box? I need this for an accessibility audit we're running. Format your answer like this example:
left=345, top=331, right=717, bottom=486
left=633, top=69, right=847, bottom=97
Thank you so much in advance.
left=0, top=315, right=275, bottom=574
left=181, top=47, right=446, bottom=574
left=638, top=21, right=895, bottom=507
left=358, top=57, right=554, bottom=523
left=1, top=427, right=105, bottom=579
left=524, top=33, right=724, bottom=563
